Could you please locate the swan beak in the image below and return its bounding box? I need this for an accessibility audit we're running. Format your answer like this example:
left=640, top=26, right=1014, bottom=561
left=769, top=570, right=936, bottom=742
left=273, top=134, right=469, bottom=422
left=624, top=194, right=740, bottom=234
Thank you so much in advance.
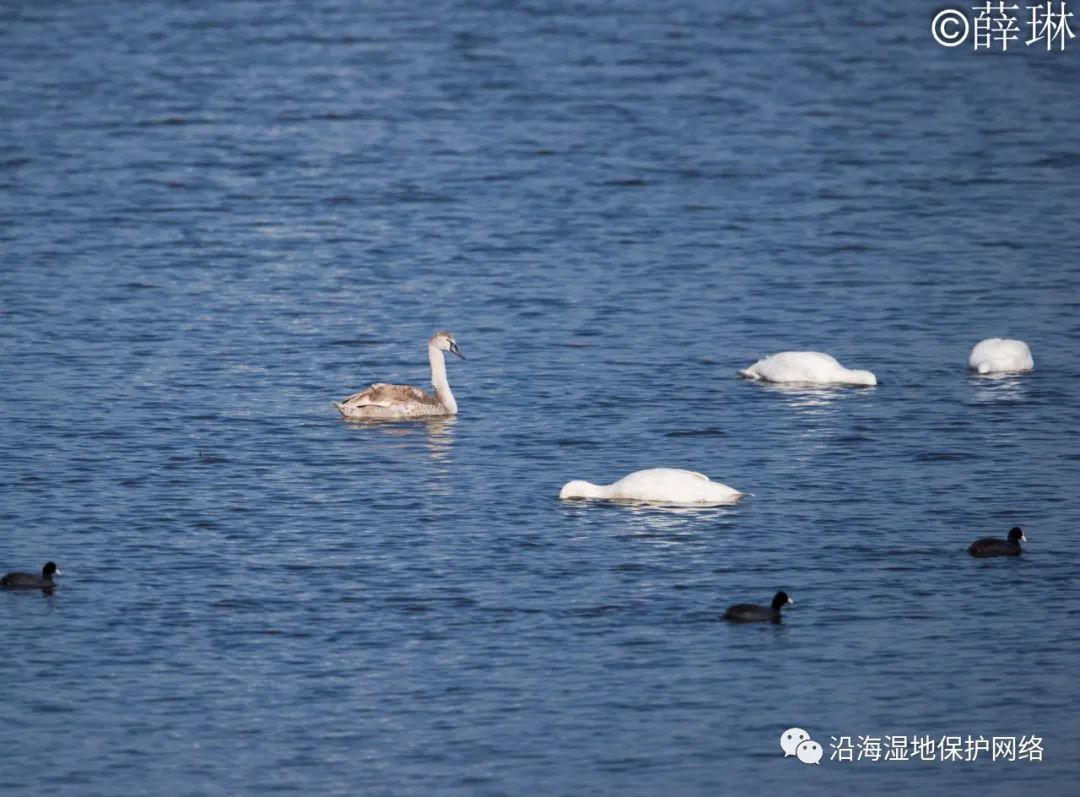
left=449, top=341, right=465, bottom=359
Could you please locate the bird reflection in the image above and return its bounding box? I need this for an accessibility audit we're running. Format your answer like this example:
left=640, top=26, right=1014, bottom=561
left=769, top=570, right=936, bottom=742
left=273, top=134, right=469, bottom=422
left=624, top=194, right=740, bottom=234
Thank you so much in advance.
left=345, top=415, right=457, bottom=463
left=970, top=374, right=1028, bottom=404
left=760, top=383, right=845, bottom=415
left=758, top=382, right=880, bottom=417
left=423, top=415, right=457, bottom=462
left=623, top=504, right=741, bottom=546
left=559, top=499, right=741, bottom=544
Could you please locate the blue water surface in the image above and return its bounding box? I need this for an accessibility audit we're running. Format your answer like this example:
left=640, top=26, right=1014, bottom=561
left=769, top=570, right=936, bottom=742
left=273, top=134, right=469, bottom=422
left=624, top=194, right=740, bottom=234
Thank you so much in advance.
left=2, top=1, right=1079, bottom=795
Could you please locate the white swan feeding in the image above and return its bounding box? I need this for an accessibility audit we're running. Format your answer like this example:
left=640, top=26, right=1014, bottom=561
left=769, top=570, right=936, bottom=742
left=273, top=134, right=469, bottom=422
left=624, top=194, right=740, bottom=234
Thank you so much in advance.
left=334, top=331, right=464, bottom=420
left=738, top=351, right=877, bottom=386
left=968, top=338, right=1033, bottom=375
left=559, top=468, right=746, bottom=505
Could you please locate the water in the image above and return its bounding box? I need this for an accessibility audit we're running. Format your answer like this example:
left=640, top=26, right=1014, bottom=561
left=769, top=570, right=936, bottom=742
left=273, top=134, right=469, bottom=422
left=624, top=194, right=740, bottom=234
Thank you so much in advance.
left=2, top=1, right=1079, bottom=795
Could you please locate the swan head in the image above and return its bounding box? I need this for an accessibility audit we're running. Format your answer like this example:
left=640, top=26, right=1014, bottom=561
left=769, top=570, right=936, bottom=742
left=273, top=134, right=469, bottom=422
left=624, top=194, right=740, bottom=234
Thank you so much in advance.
left=430, top=331, right=464, bottom=359
left=848, top=369, right=877, bottom=386
left=560, top=480, right=606, bottom=500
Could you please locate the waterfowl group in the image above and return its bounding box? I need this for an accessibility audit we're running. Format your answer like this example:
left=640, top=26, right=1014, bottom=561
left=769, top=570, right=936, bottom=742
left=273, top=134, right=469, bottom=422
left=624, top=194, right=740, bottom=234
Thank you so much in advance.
left=5, top=331, right=1040, bottom=617
left=332, top=331, right=1042, bottom=625
left=335, top=333, right=1034, bottom=419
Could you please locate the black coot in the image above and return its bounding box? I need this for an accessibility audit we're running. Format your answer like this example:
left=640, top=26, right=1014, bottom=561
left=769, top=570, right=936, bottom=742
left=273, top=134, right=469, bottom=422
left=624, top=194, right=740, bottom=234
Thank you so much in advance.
left=1, top=561, right=61, bottom=589
left=724, top=591, right=793, bottom=623
left=968, top=527, right=1025, bottom=557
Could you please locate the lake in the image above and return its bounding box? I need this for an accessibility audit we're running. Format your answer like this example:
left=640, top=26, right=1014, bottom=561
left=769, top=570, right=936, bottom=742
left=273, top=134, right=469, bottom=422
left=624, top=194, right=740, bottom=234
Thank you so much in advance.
left=2, top=1, right=1079, bottom=795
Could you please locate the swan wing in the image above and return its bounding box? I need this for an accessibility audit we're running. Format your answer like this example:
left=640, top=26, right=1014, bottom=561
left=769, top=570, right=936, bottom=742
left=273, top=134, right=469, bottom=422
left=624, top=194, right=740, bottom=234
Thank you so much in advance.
left=338, top=383, right=436, bottom=409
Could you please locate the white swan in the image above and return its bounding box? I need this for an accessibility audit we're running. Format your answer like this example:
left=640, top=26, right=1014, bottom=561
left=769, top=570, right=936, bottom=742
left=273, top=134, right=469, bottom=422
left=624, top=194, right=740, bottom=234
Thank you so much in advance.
left=334, top=331, right=464, bottom=420
left=968, top=338, right=1033, bottom=375
left=738, top=351, right=877, bottom=386
left=560, top=468, right=746, bottom=505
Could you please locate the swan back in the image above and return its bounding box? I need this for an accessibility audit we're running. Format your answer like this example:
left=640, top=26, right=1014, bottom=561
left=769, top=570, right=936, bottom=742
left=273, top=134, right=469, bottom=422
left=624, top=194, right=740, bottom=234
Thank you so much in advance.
left=561, top=469, right=744, bottom=505
left=334, top=383, right=447, bottom=419
left=739, top=351, right=877, bottom=386
left=613, top=468, right=743, bottom=503
left=969, top=338, right=1033, bottom=374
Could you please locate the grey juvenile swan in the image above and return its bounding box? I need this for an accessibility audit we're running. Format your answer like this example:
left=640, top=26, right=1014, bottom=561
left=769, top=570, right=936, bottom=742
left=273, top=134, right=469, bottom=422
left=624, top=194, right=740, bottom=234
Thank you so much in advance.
left=334, top=331, right=465, bottom=420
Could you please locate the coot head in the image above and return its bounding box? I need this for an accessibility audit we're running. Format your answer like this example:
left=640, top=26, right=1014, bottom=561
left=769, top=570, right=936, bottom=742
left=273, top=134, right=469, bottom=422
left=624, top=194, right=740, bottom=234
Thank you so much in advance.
left=43, top=562, right=60, bottom=577
left=771, top=591, right=793, bottom=610
left=1008, top=527, right=1026, bottom=544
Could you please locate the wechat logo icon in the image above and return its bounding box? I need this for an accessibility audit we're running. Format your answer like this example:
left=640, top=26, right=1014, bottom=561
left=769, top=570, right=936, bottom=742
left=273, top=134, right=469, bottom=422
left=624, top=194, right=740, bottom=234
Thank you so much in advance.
left=780, top=728, right=822, bottom=765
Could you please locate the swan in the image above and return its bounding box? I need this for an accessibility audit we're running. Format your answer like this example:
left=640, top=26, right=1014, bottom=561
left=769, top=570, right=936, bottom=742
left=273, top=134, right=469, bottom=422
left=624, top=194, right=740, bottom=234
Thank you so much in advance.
left=968, top=338, right=1033, bottom=375
left=559, top=468, right=746, bottom=505
left=738, top=351, right=877, bottom=386
left=334, top=331, right=464, bottom=420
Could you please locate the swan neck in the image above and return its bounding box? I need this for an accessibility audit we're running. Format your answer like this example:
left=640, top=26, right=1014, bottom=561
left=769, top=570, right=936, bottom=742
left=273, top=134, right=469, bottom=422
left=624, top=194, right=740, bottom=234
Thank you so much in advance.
left=582, top=482, right=613, bottom=499
left=429, top=344, right=457, bottom=414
